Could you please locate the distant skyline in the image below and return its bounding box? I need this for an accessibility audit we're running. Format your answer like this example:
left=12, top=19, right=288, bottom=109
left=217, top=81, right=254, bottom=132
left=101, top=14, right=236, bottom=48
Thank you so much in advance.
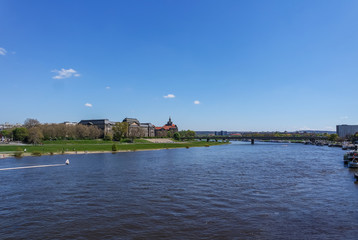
left=1, top=0, right=358, bottom=131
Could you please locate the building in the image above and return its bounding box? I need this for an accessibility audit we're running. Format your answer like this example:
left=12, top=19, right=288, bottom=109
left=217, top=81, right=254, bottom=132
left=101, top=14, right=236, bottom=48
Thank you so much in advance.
left=122, top=118, right=155, bottom=138
left=0, top=122, right=22, bottom=130
left=78, top=119, right=114, bottom=137
left=155, top=117, right=178, bottom=137
left=215, top=131, right=228, bottom=136
left=336, top=125, right=358, bottom=138
left=140, top=123, right=155, bottom=137
left=63, top=121, right=77, bottom=126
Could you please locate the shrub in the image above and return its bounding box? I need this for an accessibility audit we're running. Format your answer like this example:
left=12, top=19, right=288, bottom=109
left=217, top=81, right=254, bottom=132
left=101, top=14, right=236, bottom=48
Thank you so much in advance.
left=32, top=151, right=42, bottom=156
left=173, top=132, right=181, bottom=141
left=185, top=146, right=190, bottom=149
left=13, top=152, right=23, bottom=158
left=104, top=135, right=113, bottom=141
left=112, top=144, right=118, bottom=152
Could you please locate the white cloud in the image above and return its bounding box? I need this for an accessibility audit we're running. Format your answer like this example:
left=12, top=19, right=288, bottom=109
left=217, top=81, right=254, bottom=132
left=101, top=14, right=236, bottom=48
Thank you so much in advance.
left=52, top=68, right=80, bottom=79
left=340, top=116, right=349, bottom=120
left=84, top=103, right=92, bottom=107
left=106, top=86, right=110, bottom=90
left=164, top=94, right=175, bottom=98
left=0, top=48, right=7, bottom=55
left=194, top=100, right=200, bottom=104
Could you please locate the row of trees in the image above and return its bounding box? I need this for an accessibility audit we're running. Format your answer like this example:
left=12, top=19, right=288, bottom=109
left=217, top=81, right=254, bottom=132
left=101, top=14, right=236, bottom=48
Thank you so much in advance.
left=1, top=119, right=102, bottom=144
left=1, top=118, right=197, bottom=144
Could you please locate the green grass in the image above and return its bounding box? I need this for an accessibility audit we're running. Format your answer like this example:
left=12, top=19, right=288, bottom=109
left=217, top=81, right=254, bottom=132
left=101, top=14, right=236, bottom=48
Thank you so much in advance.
left=0, top=139, right=228, bottom=156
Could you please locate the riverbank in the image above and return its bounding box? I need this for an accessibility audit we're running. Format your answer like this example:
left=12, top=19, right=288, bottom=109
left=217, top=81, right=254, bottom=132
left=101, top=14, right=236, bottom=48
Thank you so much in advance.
left=0, top=140, right=229, bottom=158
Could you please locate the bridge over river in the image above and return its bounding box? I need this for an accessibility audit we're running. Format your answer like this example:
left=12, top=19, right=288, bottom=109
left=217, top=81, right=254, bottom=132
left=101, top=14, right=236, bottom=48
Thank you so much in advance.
left=182, top=136, right=328, bottom=144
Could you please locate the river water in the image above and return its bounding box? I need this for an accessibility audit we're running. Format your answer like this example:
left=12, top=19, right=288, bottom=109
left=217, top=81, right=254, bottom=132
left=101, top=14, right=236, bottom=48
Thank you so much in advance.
left=1, top=142, right=358, bottom=239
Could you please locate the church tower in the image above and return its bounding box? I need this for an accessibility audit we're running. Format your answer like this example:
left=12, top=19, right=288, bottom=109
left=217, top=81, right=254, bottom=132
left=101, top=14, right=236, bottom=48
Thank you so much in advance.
left=166, top=116, right=173, bottom=126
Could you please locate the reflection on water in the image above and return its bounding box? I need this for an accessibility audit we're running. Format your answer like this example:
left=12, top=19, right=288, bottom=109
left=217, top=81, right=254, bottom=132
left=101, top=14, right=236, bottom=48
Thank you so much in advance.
left=1, top=142, right=358, bottom=239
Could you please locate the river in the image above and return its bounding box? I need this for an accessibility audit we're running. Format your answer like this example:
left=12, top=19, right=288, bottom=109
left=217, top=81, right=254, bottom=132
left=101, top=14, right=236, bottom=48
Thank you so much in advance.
left=1, top=142, right=358, bottom=239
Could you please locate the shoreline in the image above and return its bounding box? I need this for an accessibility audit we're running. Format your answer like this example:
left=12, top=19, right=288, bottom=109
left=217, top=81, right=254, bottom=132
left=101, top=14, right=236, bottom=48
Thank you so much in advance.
left=0, top=143, right=228, bottom=159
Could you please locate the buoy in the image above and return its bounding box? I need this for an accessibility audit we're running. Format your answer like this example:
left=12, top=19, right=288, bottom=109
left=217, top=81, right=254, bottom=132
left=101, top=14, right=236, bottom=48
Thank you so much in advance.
left=65, top=159, right=70, bottom=165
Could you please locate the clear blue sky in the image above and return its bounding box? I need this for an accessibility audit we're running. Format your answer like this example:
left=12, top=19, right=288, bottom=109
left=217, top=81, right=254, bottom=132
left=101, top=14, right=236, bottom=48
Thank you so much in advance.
left=1, top=0, right=358, bottom=131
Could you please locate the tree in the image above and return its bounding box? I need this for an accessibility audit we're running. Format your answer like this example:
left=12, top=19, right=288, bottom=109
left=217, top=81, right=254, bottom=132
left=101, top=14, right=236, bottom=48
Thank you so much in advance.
left=173, top=132, right=181, bottom=141
left=1, top=130, right=13, bottom=139
left=12, top=128, right=29, bottom=142
left=112, top=143, right=118, bottom=151
left=24, top=118, right=40, bottom=129
left=179, top=130, right=196, bottom=138
left=104, top=134, right=113, bottom=141
left=28, top=127, right=44, bottom=144
left=328, top=134, right=338, bottom=142
left=112, top=122, right=129, bottom=141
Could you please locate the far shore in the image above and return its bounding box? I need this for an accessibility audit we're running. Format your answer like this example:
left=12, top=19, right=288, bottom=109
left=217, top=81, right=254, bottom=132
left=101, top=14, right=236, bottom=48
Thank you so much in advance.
left=0, top=140, right=229, bottom=159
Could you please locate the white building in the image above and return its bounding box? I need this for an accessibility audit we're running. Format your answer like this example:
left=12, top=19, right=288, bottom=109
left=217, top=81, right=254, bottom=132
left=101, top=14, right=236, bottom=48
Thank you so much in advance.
left=336, top=125, right=358, bottom=138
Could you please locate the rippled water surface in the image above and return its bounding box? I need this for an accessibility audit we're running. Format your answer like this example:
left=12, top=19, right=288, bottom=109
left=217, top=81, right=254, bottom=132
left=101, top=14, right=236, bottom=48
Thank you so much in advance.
left=1, top=142, right=358, bottom=239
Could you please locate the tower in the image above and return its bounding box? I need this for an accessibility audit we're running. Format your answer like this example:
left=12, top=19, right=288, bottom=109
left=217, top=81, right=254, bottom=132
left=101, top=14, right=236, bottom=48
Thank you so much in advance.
left=166, top=116, right=173, bottom=126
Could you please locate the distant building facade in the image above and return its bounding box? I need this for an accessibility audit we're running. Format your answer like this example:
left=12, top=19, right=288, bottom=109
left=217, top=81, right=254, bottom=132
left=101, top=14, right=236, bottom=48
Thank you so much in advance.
left=140, top=123, right=155, bottom=137
left=155, top=117, right=178, bottom=137
left=78, top=119, right=114, bottom=137
left=123, top=118, right=155, bottom=137
left=215, top=131, right=228, bottom=136
left=336, top=125, right=358, bottom=138
left=63, top=121, right=77, bottom=126
left=0, top=122, right=22, bottom=130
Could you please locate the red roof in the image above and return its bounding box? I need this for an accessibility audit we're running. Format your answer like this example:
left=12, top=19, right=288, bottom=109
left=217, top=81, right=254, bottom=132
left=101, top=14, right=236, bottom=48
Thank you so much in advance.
left=155, top=124, right=177, bottom=130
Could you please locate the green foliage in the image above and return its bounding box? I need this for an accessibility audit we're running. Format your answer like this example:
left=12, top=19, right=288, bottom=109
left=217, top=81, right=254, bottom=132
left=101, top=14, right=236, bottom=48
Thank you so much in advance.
left=1, top=129, right=12, bottom=138
left=167, top=131, right=174, bottom=138
left=179, top=130, right=196, bottom=138
left=113, top=132, right=122, bottom=141
left=104, top=134, right=113, bottom=141
left=173, top=132, right=181, bottom=141
left=31, top=151, right=42, bottom=156
left=0, top=140, right=230, bottom=156
left=13, top=151, right=23, bottom=158
left=328, top=134, right=338, bottom=142
left=27, top=127, right=44, bottom=144
left=112, top=143, right=118, bottom=152
left=12, top=128, right=29, bottom=142
left=112, top=122, right=129, bottom=141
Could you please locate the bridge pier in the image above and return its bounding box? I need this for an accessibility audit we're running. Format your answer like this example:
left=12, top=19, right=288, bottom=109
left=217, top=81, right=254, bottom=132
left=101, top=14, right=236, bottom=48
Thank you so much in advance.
left=251, top=139, right=255, bottom=145
left=207, top=138, right=210, bottom=142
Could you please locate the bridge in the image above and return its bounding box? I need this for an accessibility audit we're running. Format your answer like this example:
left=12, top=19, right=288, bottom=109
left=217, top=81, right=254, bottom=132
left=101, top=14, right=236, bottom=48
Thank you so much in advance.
left=181, top=135, right=328, bottom=144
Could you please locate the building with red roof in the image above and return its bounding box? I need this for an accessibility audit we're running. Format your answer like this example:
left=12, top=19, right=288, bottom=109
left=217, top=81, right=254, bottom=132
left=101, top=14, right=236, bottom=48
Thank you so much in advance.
left=155, top=117, right=178, bottom=137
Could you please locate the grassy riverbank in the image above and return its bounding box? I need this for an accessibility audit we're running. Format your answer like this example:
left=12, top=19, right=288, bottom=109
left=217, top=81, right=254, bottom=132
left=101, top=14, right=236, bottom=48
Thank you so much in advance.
left=0, top=139, right=229, bottom=157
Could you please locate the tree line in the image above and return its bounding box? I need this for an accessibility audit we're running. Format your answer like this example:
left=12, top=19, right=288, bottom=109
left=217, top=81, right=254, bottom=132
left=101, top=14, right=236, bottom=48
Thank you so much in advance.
left=1, top=119, right=101, bottom=144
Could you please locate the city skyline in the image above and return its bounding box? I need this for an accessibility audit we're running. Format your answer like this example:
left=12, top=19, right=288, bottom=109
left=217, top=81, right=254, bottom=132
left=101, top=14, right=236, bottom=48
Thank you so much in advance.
left=1, top=0, right=358, bottom=131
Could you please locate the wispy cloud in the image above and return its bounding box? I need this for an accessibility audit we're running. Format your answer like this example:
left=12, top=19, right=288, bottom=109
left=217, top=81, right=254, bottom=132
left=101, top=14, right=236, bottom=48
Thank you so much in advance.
left=0, top=48, right=7, bottom=55
left=194, top=100, right=200, bottom=104
left=106, top=86, right=110, bottom=90
left=340, top=116, right=349, bottom=120
left=84, top=103, right=92, bottom=107
left=164, top=94, right=175, bottom=99
left=52, top=68, right=80, bottom=79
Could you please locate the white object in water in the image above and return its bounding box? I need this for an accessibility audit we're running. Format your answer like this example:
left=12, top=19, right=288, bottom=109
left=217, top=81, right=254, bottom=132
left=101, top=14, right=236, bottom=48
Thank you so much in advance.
left=65, top=159, right=70, bottom=165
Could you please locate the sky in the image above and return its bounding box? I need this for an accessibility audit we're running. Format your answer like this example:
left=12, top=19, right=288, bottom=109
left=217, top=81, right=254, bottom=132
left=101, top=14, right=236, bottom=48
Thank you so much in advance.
left=1, top=0, right=358, bottom=131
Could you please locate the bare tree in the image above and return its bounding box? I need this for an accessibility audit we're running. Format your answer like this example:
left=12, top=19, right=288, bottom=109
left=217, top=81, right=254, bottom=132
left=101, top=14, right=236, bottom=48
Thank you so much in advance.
left=28, top=127, right=44, bottom=144
left=24, top=118, right=40, bottom=129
